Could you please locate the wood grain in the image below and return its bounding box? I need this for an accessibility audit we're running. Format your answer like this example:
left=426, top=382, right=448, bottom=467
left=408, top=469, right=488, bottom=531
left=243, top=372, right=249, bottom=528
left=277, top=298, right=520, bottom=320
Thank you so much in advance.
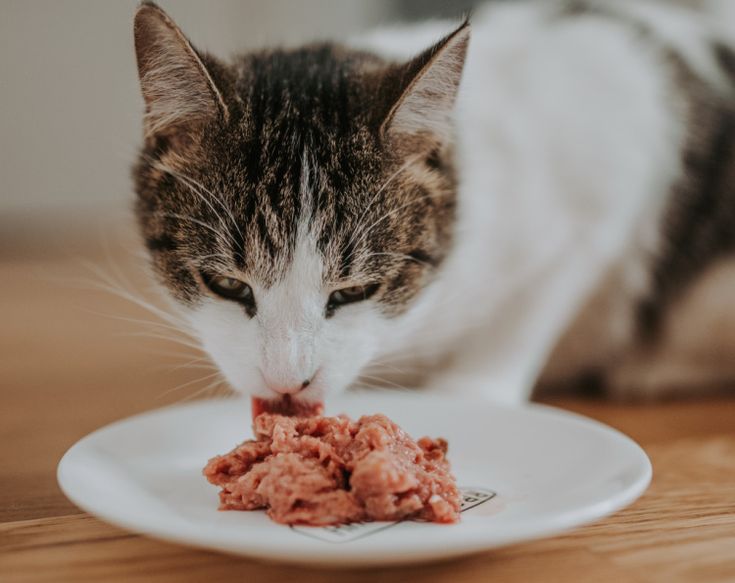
left=2, top=223, right=735, bottom=582
left=2, top=436, right=734, bottom=583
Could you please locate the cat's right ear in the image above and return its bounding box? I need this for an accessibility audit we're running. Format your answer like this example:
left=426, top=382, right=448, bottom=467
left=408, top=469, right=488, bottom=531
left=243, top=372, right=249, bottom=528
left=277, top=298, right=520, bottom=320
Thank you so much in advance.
left=380, top=21, right=470, bottom=144
left=134, top=1, right=228, bottom=139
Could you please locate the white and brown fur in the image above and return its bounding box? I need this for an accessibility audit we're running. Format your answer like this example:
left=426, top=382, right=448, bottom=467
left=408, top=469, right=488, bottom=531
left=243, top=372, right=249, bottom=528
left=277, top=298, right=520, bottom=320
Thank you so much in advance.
left=133, top=0, right=735, bottom=406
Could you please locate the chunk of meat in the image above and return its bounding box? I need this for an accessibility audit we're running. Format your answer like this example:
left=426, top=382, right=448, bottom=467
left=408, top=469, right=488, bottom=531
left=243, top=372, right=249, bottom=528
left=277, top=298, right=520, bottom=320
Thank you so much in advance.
left=250, top=396, right=324, bottom=420
left=203, top=412, right=461, bottom=526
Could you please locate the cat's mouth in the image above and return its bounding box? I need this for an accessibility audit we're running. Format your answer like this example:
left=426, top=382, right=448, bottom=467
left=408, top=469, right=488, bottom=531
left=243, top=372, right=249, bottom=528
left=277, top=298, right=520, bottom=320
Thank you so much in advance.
left=251, top=396, right=324, bottom=421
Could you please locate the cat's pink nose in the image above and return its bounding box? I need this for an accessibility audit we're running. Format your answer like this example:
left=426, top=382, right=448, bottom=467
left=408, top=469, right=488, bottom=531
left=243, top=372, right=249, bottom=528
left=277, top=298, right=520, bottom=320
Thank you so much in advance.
left=267, top=378, right=311, bottom=395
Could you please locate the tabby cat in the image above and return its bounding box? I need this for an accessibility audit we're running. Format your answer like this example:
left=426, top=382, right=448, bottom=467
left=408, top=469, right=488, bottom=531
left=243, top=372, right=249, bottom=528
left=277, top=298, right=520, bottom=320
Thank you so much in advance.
left=133, top=0, right=735, bottom=408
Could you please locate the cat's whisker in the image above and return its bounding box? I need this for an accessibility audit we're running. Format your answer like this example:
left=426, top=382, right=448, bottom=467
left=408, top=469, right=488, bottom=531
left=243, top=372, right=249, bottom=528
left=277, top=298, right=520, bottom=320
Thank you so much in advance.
left=344, top=155, right=423, bottom=251
left=209, top=382, right=235, bottom=400
left=358, top=251, right=432, bottom=268
left=148, top=158, right=223, bottom=213
left=149, top=158, right=243, bottom=250
left=349, top=380, right=388, bottom=391
left=165, top=355, right=214, bottom=372
left=349, top=189, right=439, bottom=256
left=363, top=360, right=411, bottom=375
left=174, top=374, right=231, bottom=404
left=122, top=330, right=203, bottom=351
left=356, top=374, right=415, bottom=392
left=157, top=180, right=233, bottom=248
left=98, top=232, right=137, bottom=293
left=170, top=167, right=242, bottom=240
left=151, top=362, right=217, bottom=374
left=340, top=189, right=439, bottom=272
left=81, top=307, right=196, bottom=338
left=144, top=211, right=230, bottom=244
left=362, top=353, right=413, bottom=370
left=157, top=370, right=223, bottom=400
left=79, top=260, right=192, bottom=332
left=146, top=352, right=214, bottom=372
left=197, top=252, right=241, bottom=264
left=141, top=348, right=206, bottom=362
left=64, top=258, right=211, bottom=365
left=83, top=301, right=197, bottom=345
left=218, top=387, right=236, bottom=400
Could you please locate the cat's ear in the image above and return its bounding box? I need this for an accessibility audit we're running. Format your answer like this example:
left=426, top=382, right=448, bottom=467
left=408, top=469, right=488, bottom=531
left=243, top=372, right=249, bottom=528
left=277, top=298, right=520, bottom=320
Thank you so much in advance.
left=381, top=21, right=470, bottom=142
left=134, top=1, right=228, bottom=138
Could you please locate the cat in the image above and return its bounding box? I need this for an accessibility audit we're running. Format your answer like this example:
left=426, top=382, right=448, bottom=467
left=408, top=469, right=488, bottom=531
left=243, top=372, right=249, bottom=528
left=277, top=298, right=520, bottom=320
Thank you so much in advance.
left=132, top=0, right=735, bottom=409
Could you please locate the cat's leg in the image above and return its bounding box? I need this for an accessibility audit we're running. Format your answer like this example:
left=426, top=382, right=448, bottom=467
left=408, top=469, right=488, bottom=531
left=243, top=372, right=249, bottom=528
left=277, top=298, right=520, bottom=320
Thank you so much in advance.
left=425, top=242, right=618, bottom=406
left=608, top=352, right=735, bottom=401
left=423, top=341, right=534, bottom=406
left=607, top=259, right=735, bottom=400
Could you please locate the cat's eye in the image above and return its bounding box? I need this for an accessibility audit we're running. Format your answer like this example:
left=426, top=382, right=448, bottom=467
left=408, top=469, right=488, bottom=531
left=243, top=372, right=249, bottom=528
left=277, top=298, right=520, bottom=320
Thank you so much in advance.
left=326, top=283, right=380, bottom=316
left=204, top=274, right=254, bottom=303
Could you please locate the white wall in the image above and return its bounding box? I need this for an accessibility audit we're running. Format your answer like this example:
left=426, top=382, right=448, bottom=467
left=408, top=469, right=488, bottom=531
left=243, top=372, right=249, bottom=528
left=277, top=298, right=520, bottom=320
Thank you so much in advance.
left=0, top=1, right=393, bottom=216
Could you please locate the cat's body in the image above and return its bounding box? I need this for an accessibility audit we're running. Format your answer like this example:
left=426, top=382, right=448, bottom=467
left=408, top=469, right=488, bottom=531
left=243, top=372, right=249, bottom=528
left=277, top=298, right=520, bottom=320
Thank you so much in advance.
left=350, top=0, right=735, bottom=402
left=133, top=0, right=735, bottom=408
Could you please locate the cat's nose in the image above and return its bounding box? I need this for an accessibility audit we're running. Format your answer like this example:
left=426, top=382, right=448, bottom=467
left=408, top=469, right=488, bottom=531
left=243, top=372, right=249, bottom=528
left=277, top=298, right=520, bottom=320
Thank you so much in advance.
left=267, top=378, right=311, bottom=396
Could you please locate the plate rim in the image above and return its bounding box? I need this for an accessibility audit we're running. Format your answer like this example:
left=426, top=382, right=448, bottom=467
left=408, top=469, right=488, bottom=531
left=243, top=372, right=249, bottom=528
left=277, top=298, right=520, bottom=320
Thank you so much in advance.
left=57, top=395, right=652, bottom=567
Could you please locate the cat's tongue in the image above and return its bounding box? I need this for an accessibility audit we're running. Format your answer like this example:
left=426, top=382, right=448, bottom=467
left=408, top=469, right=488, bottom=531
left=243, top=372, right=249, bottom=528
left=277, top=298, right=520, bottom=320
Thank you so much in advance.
left=251, top=396, right=324, bottom=421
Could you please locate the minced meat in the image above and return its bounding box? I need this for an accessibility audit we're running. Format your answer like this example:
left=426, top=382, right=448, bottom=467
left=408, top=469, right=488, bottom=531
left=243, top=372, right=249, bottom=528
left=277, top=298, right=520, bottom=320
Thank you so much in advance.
left=203, top=413, right=461, bottom=526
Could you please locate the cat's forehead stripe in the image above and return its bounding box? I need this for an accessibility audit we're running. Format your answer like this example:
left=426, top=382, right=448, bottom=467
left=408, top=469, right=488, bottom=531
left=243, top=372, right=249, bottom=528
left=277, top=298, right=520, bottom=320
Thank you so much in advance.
left=136, top=43, right=457, bottom=312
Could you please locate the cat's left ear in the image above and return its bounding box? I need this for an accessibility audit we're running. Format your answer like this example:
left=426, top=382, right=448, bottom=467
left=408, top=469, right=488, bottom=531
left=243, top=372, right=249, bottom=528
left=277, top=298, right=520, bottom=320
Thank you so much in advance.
left=381, top=21, right=470, bottom=143
left=134, top=1, right=229, bottom=139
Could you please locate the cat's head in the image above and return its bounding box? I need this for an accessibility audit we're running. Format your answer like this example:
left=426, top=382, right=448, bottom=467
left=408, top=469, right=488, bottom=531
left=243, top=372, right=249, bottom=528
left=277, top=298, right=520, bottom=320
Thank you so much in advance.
left=132, top=2, right=469, bottom=408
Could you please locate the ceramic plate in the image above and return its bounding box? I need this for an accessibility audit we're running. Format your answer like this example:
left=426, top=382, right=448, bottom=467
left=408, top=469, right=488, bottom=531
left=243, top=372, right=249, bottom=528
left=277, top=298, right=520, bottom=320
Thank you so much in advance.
left=58, top=393, right=651, bottom=567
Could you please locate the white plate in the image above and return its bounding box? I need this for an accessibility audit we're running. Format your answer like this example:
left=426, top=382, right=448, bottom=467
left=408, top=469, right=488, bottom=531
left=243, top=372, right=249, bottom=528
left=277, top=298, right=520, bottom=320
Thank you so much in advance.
left=57, top=393, right=651, bottom=567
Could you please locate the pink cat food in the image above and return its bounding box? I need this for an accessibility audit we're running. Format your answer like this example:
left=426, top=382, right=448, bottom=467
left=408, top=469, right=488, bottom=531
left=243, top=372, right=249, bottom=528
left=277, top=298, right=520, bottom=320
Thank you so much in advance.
left=250, top=395, right=324, bottom=420
left=203, top=407, right=461, bottom=526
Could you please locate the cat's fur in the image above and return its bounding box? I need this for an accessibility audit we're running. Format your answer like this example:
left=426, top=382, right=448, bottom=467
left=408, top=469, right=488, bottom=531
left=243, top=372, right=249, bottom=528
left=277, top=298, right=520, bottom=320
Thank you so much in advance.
left=133, top=0, right=735, bottom=406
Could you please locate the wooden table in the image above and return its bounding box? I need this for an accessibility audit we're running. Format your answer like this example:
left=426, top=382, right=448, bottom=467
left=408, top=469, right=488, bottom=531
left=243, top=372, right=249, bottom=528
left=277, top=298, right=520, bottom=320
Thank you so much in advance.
left=2, top=221, right=735, bottom=582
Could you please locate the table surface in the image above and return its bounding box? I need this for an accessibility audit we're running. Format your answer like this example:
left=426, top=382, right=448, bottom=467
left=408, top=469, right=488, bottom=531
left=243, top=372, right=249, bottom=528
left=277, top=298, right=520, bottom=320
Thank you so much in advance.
left=2, top=226, right=735, bottom=583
